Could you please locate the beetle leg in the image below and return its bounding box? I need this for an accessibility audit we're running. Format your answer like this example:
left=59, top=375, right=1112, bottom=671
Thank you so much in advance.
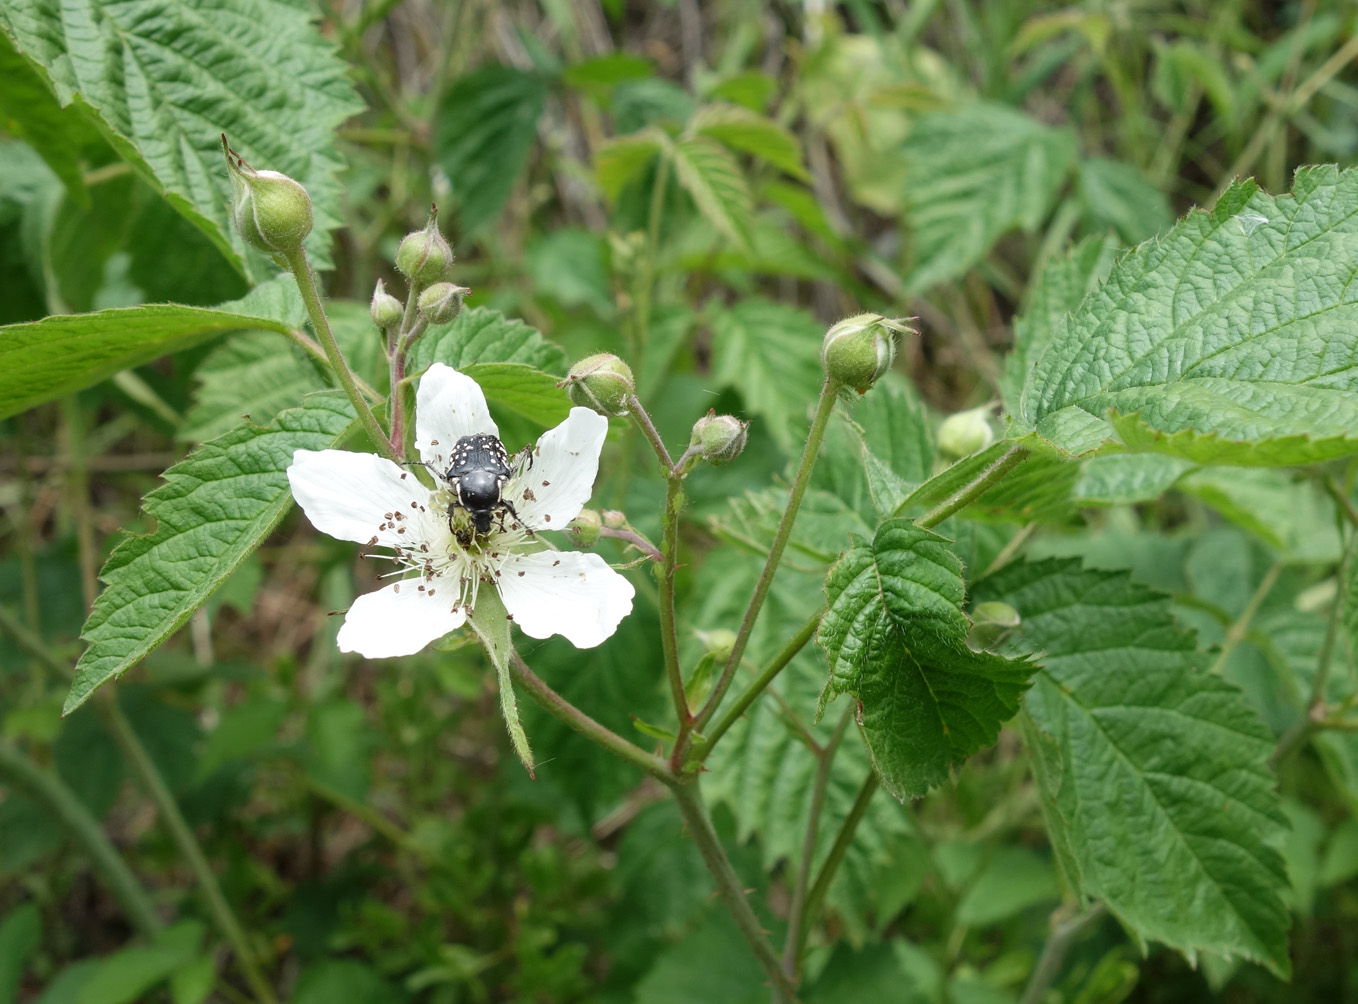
left=500, top=499, right=535, bottom=537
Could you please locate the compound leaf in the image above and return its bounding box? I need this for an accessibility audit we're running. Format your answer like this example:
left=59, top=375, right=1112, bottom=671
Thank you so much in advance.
left=0, top=0, right=363, bottom=275
left=671, top=134, right=754, bottom=251
left=816, top=520, right=1035, bottom=799
left=1019, top=167, right=1358, bottom=465
left=689, top=103, right=809, bottom=181
left=65, top=391, right=357, bottom=714
left=974, top=559, right=1291, bottom=976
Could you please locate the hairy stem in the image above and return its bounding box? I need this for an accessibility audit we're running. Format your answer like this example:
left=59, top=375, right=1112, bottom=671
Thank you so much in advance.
left=100, top=697, right=280, bottom=1004
left=671, top=782, right=798, bottom=1001
left=509, top=652, right=673, bottom=782
left=660, top=469, right=691, bottom=735
left=701, top=609, right=822, bottom=758
left=689, top=381, right=840, bottom=750
left=0, top=739, right=162, bottom=938
left=784, top=708, right=853, bottom=980
left=628, top=394, right=675, bottom=470
left=281, top=247, right=396, bottom=461
left=917, top=444, right=1030, bottom=529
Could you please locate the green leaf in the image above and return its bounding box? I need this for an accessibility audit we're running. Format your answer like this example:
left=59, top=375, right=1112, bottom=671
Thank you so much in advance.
left=409, top=305, right=567, bottom=375
left=902, top=102, right=1077, bottom=292
left=1070, top=453, right=1194, bottom=506
left=0, top=0, right=362, bottom=275
left=974, top=559, right=1292, bottom=976
left=1076, top=157, right=1174, bottom=245
left=708, top=298, right=825, bottom=455
left=64, top=391, right=357, bottom=715
left=0, top=31, right=88, bottom=203
left=1178, top=467, right=1342, bottom=561
left=461, top=363, right=572, bottom=428
left=1001, top=235, right=1116, bottom=417
left=435, top=65, right=547, bottom=238
left=0, top=275, right=303, bottom=421
left=1019, top=168, right=1358, bottom=465
left=893, top=443, right=1077, bottom=525
left=467, top=588, right=533, bottom=775
left=594, top=127, right=666, bottom=201
left=77, top=921, right=202, bottom=1004
left=0, top=902, right=41, bottom=1004
left=689, top=103, right=809, bottom=181
left=816, top=520, right=1036, bottom=799
left=670, top=134, right=754, bottom=250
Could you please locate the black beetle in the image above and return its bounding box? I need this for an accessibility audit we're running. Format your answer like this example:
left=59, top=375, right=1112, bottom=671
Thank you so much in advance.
left=437, top=433, right=532, bottom=538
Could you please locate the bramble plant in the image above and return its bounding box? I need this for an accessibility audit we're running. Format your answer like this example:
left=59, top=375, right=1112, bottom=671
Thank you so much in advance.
left=3, top=3, right=1358, bottom=1003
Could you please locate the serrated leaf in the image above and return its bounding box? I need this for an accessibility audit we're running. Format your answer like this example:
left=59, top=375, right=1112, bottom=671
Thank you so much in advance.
left=711, top=486, right=873, bottom=568
left=902, top=102, right=1078, bottom=292
left=594, top=127, right=666, bottom=200
left=0, top=0, right=362, bottom=275
left=0, top=276, right=303, bottom=420
left=435, top=65, right=547, bottom=238
left=1019, top=168, right=1358, bottom=465
left=65, top=391, right=357, bottom=714
left=709, top=298, right=825, bottom=454
left=1001, top=234, right=1117, bottom=414
left=974, top=559, right=1292, bottom=976
left=1071, top=453, right=1194, bottom=506
left=409, top=306, right=567, bottom=375
left=1076, top=157, right=1174, bottom=245
left=671, top=134, right=754, bottom=250
left=1179, top=467, right=1342, bottom=561
left=689, top=103, right=809, bottom=181
left=816, top=520, right=1035, bottom=799
left=460, top=363, right=571, bottom=428
left=893, top=443, right=1077, bottom=524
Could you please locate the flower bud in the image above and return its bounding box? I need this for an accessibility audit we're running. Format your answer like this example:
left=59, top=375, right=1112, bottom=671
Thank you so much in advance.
left=559, top=353, right=634, bottom=417
left=396, top=207, right=455, bottom=286
left=417, top=281, right=469, bottom=325
left=566, top=508, right=602, bottom=547
left=600, top=509, right=628, bottom=530
left=938, top=406, right=996, bottom=459
left=370, top=279, right=403, bottom=330
left=690, top=411, right=749, bottom=466
left=696, top=628, right=737, bottom=663
left=821, top=314, right=914, bottom=393
left=223, top=136, right=313, bottom=255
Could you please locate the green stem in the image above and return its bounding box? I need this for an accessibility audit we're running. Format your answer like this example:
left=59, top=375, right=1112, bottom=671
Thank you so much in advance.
left=0, top=739, right=162, bottom=937
left=660, top=469, right=690, bottom=732
left=1017, top=902, right=1108, bottom=1004
left=783, top=708, right=853, bottom=980
left=701, top=609, right=822, bottom=758
left=918, top=444, right=1030, bottom=529
left=281, top=247, right=396, bottom=462
left=628, top=394, right=675, bottom=470
left=509, top=652, right=673, bottom=783
left=1208, top=563, right=1281, bottom=677
left=688, top=381, right=841, bottom=752
left=280, top=327, right=380, bottom=402
left=798, top=771, right=879, bottom=950
left=100, top=697, right=280, bottom=1004
left=671, top=782, right=798, bottom=1002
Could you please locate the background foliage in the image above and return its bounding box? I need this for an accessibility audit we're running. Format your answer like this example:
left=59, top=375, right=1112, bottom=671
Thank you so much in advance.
left=3, top=1, right=1358, bottom=1002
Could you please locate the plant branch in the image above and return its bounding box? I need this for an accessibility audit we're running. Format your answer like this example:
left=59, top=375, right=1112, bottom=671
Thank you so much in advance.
left=917, top=444, right=1031, bottom=530
left=1208, top=562, right=1281, bottom=677
left=0, top=738, right=162, bottom=937
left=784, top=708, right=853, bottom=980
left=279, top=326, right=380, bottom=402
left=701, top=609, right=823, bottom=758
left=1018, top=902, right=1108, bottom=1004
left=688, top=381, right=841, bottom=751
left=628, top=394, right=675, bottom=470
left=280, top=247, right=396, bottom=461
left=671, top=782, right=799, bottom=1002
left=509, top=652, right=673, bottom=782
left=99, top=696, right=279, bottom=1004
left=659, top=467, right=690, bottom=733
left=798, top=770, right=879, bottom=951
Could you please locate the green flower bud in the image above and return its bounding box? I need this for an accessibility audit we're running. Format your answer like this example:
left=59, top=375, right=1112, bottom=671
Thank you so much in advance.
left=821, top=313, right=915, bottom=393
left=222, top=136, right=313, bottom=255
left=396, top=207, right=455, bottom=286
left=566, top=509, right=603, bottom=547
left=690, top=410, right=749, bottom=466
left=938, top=406, right=996, bottom=459
left=966, top=601, right=1021, bottom=653
left=696, top=628, right=737, bottom=663
left=600, top=509, right=628, bottom=530
left=417, top=281, right=469, bottom=325
left=369, top=279, right=403, bottom=330
left=559, top=353, right=635, bottom=417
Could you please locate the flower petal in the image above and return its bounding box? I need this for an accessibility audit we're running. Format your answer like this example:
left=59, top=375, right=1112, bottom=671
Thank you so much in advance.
left=415, top=362, right=497, bottom=470
left=508, top=407, right=608, bottom=530
left=337, top=578, right=468, bottom=658
left=289, top=449, right=435, bottom=547
left=497, top=549, right=634, bottom=648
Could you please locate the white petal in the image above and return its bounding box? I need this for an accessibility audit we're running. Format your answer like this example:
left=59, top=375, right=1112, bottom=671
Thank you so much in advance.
left=289, top=449, right=435, bottom=547
left=508, top=408, right=608, bottom=530
left=337, top=578, right=468, bottom=658
left=497, top=550, right=634, bottom=648
left=415, top=362, right=497, bottom=470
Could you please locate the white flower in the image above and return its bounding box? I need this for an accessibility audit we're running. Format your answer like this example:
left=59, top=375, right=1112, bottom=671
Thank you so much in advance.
left=287, top=363, right=635, bottom=658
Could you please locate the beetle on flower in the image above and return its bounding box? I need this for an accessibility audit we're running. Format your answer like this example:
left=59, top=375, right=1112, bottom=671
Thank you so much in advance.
left=287, top=363, right=635, bottom=658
